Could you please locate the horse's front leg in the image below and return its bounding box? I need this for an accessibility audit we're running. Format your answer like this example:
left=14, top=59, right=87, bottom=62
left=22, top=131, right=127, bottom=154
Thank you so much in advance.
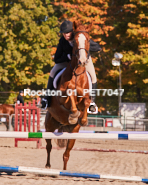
left=63, top=124, right=80, bottom=170
left=69, top=95, right=77, bottom=113
left=68, top=95, right=80, bottom=125
left=63, top=139, right=75, bottom=170
left=78, top=97, right=91, bottom=126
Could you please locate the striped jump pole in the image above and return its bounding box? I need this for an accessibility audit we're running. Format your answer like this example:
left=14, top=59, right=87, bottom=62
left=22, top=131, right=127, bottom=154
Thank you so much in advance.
left=0, top=165, right=148, bottom=182
left=0, top=131, right=148, bottom=140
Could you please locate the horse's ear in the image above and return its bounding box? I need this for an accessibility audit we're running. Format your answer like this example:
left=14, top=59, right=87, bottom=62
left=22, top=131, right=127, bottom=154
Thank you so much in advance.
left=85, top=23, right=92, bottom=32
left=73, top=21, right=77, bottom=31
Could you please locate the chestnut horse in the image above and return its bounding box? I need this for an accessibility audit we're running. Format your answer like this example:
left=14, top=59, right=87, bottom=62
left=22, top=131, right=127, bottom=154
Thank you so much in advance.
left=0, top=104, right=15, bottom=130
left=45, top=21, right=92, bottom=170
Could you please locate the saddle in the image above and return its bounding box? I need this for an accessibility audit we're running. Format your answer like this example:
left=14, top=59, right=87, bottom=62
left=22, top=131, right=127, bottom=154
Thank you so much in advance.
left=53, top=68, right=92, bottom=89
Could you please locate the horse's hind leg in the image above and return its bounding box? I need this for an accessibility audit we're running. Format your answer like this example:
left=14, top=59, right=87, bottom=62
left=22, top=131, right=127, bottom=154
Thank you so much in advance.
left=63, top=139, right=75, bottom=170
left=45, top=111, right=61, bottom=168
left=11, top=116, right=15, bottom=131
left=6, top=117, right=9, bottom=131
left=63, top=124, right=80, bottom=170
left=46, top=138, right=52, bottom=168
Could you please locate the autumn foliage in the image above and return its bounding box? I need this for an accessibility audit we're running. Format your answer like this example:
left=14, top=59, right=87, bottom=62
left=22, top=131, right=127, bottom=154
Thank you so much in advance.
left=0, top=0, right=148, bottom=113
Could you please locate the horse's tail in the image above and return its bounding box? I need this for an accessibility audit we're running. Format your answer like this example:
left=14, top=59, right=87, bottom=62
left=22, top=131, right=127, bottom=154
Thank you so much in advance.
left=54, top=124, right=76, bottom=148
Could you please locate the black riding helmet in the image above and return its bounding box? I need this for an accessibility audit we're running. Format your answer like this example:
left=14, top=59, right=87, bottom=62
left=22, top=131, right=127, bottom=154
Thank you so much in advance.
left=19, top=90, right=23, bottom=94
left=60, top=20, right=73, bottom=33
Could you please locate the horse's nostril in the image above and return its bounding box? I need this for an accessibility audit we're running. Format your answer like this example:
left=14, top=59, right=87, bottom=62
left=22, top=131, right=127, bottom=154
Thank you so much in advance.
left=78, top=61, right=81, bottom=65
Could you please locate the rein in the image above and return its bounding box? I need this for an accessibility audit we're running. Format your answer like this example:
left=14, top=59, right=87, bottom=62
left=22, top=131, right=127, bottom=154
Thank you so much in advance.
left=69, top=63, right=86, bottom=77
left=69, top=62, right=86, bottom=89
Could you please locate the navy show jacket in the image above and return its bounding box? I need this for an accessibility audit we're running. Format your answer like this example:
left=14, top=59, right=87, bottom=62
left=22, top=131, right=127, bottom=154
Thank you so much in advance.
left=54, top=36, right=101, bottom=64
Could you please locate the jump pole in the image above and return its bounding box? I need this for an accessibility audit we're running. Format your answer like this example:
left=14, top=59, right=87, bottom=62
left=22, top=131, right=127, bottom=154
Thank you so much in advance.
left=0, top=131, right=148, bottom=140
left=0, top=165, right=148, bottom=182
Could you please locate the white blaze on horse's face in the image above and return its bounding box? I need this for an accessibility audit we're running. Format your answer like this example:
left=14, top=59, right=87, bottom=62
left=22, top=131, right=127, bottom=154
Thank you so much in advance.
left=78, top=33, right=87, bottom=66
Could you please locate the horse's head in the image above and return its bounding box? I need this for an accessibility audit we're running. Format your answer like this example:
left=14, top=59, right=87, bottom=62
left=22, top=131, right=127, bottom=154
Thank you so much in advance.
left=73, top=21, right=92, bottom=67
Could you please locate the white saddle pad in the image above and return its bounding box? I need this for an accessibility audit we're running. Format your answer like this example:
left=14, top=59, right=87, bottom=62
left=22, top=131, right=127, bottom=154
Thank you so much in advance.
left=53, top=68, right=92, bottom=90
left=53, top=68, right=66, bottom=89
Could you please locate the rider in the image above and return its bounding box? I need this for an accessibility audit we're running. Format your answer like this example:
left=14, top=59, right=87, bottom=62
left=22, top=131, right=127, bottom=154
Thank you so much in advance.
left=40, top=20, right=101, bottom=113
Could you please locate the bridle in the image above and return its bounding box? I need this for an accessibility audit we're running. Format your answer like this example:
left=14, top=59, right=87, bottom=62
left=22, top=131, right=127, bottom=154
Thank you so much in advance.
left=72, top=31, right=90, bottom=61
left=69, top=30, right=90, bottom=88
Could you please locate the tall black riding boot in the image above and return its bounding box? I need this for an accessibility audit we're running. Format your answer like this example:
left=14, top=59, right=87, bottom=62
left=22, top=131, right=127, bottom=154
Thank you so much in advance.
left=41, top=76, right=54, bottom=108
left=89, top=82, right=98, bottom=112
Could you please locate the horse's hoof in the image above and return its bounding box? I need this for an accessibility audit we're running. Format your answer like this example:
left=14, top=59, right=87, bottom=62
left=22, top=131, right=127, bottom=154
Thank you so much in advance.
left=70, top=110, right=80, bottom=118
left=68, top=111, right=80, bottom=125
left=78, top=118, right=88, bottom=126
left=68, top=116, right=78, bottom=124
left=45, top=164, right=51, bottom=168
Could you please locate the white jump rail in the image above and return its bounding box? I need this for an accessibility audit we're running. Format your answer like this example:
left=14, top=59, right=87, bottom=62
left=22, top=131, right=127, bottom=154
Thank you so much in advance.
left=0, top=131, right=148, bottom=140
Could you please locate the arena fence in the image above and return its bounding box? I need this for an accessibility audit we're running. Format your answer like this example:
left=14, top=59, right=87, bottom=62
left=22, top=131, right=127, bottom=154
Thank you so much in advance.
left=125, top=117, right=148, bottom=131
left=14, top=100, right=41, bottom=148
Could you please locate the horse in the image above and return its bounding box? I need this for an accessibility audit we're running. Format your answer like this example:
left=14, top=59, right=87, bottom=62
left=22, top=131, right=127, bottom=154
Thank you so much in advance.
left=45, top=21, right=92, bottom=170
left=0, top=104, right=15, bottom=131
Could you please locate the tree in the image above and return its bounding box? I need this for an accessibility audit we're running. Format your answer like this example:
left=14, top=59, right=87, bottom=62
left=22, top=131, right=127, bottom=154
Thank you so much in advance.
left=51, top=0, right=118, bottom=113
left=52, top=0, right=148, bottom=114
left=104, top=0, right=148, bottom=103
left=0, top=0, right=59, bottom=95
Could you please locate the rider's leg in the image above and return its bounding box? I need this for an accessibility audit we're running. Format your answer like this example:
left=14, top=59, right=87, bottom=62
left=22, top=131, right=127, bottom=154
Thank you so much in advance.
left=41, top=76, right=54, bottom=108
left=41, top=62, right=68, bottom=109
left=85, top=56, right=98, bottom=113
